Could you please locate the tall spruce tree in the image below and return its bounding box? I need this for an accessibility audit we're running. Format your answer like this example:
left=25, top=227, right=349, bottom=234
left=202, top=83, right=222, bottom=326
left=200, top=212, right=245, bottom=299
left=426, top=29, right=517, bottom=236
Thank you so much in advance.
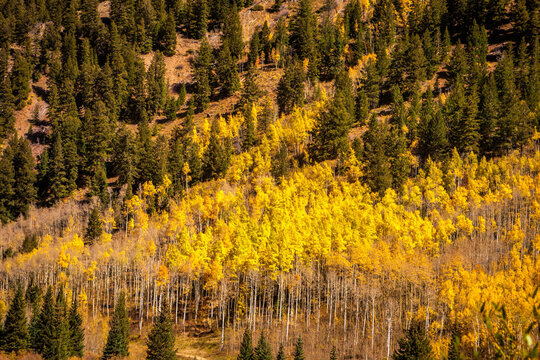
left=102, top=291, right=130, bottom=359
left=293, top=336, right=305, bottom=360
left=222, top=3, right=244, bottom=60
left=203, top=118, right=227, bottom=180
left=85, top=206, right=103, bottom=245
left=254, top=333, right=272, bottom=360
left=216, top=43, right=240, bottom=97
left=237, top=329, right=254, bottom=360
left=290, top=0, right=317, bottom=61
left=363, top=115, right=392, bottom=195
left=1, top=286, right=29, bottom=353
left=392, top=321, right=433, bottom=360
left=277, top=60, right=305, bottom=115
left=329, top=345, right=337, bottom=360
left=276, top=343, right=286, bottom=360
left=68, top=295, right=84, bottom=358
left=146, top=303, right=176, bottom=360
left=34, top=286, right=54, bottom=355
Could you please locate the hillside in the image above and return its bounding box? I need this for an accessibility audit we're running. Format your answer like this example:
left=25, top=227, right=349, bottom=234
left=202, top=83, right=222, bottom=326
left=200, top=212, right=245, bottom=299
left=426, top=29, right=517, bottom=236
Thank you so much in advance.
left=0, top=0, right=539, bottom=359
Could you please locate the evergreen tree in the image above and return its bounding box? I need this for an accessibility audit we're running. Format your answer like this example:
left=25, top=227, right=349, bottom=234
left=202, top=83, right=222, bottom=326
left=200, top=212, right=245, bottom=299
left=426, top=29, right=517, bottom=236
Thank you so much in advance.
left=260, top=21, right=272, bottom=64
left=1, top=286, right=29, bottom=353
left=85, top=206, right=103, bottom=245
left=160, top=12, right=177, bottom=56
left=187, top=0, right=209, bottom=39
left=363, top=115, right=392, bottom=195
left=11, top=52, right=32, bottom=109
left=29, top=300, right=41, bottom=352
left=310, top=71, right=354, bottom=161
left=147, top=52, right=168, bottom=115
left=222, top=3, right=244, bottom=60
left=276, top=344, right=286, bottom=360
left=293, top=336, right=305, bottom=360
left=102, top=291, right=130, bottom=359
left=318, top=18, right=345, bottom=80
left=52, top=285, right=70, bottom=360
left=20, top=234, right=39, bottom=254
left=68, top=295, right=84, bottom=358
left=0, top=77, right=15, bottom=140
left=372, top=0, right=396, bottom=45
left=242, top=104, right=257, bottom=151
left=248, top=31, right=260, bottom=68
left=203, top=118, right=227, bottom=180
left=0, top=140, right=16, bottom=224
left=392, top=321, right=433, bottom=360
left=290, top=0, right=317, bottom=61
left=238, top=69, right=261, bottom=110
left=217, top=43, right=240, bottom=97
left=329, top=345, right=337, bottom=360
left=254, top=333, right=272, bottom=360
left=479, top=74, right=500, bottom=155
left=146, top=303, right=176, bottom=360
left=447, top=322, right=463, bottom=360
left=34, top=286, right=54, bottom=355
left=237, top=329, right=254, bottom=360
left=277, top=60, right=305, bottom=115
left=271, top=144, right=290, bottom=183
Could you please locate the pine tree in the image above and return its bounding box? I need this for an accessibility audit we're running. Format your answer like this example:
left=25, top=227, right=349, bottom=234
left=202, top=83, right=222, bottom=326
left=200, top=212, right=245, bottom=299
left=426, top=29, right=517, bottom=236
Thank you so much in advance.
left=90, top=161, right=109, bottom=206
left=0, top=76, right=15, bottom=140
left=290, top=0, right=317, bottom=61
left=237, top=329, right=254, bottom=360
left=271, top=144, right=290, bottom=183
left=85, top=206, right=103, bottom=245
left=310, top=71, right=354, bottom=161
left=203, top=118, right=227, bottom=180
left=1, top=285, right=29, bottom=353
left=392, top=321, right=433, bottom=360
left=217, top=43, right=240, bottom=97
left=254, top=333, right=272, bottom=360
left=363, top=115, right=392, bottom=195
left=146, top=303, right=176, bottom=360
left=447, top=322, right=463, bottom=360
left=29, top=300, right=41, bottom=352
left=160, top=12, right=177, bottom=56
left=11, top=52, right=31, bottom=109
left=293, top=336, right=305, bottom=360
left=147, top=52, right=168, bottom=116
left=188, top=0, right=209, bottom=39
left=0, top=140, right=15, bottom=224
left=277, top=60, right=305, bottom=115
left=248, top=31, right=260, bottom=68
left=238, top=69, right=261, bottom=110
left=51, top=285, right=70, bottom=360
left=34, top=286, right=54, bottom=355
left=276, top=343, right=286, bottom=360
left=319, top=18, right=345, bottom=80
left=329, top=345, right=337, bottom=360
left=68, top=295, right=84, bottom=358
left=20, top=234, right=39, bottom=253
left=102, top=291, right=130, bottom=359
left=242, top=104, right=257, bottom=151
left=260, top=21, right=272, bottom=64
left=222, top=3, right=244, bottom=60
left=479, top=74, right=499, bottom=155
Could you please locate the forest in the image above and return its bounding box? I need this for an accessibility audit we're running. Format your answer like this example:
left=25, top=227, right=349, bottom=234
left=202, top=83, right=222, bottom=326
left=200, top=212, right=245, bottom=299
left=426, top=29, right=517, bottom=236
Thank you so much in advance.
left=0, top=0, right=538, bottom=358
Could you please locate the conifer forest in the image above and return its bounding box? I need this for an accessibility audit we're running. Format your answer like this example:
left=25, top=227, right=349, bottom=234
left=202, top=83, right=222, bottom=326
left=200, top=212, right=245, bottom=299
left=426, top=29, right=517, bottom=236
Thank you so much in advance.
left=0, top=0, right=539, bottom=358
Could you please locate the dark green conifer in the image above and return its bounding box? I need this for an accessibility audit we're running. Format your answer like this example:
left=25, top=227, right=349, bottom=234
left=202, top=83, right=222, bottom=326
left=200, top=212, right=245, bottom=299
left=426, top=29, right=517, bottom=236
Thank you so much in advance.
left=160, top=13, right=177, bottom=56
left=277, top=60, right=305, bottom=115
left=203, top=118, right=227, bottom=180
left=85, top=206, right=103, bottom=245
left=68, top=295, right=84, bottom=358
left=276, top=343, right=286, bottom=360
left=254, top=333, right=273, bottom=360
left=1, top=285, right=29, bottom=353
left=392, top=321, right=433, bottom=360
left=102, top=291, right=130, bottom=359
left=34, top=286, right=54, bottom=355
left=293, top=336, right=305, bottom=360
left=146, top=303, right=176, bottom=360
left=217, top=43, right=240, bottom=97
left=237, top=329, right=254, bottom=360
left=290, top=0, right=317, bottom=61
left=329, top=345, right=337, bottom=360
left=11, top=52, right=31, bottom=109
left=363, top=115, right=392, bottom=195
left=222, top=4, right=244, bottom=60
